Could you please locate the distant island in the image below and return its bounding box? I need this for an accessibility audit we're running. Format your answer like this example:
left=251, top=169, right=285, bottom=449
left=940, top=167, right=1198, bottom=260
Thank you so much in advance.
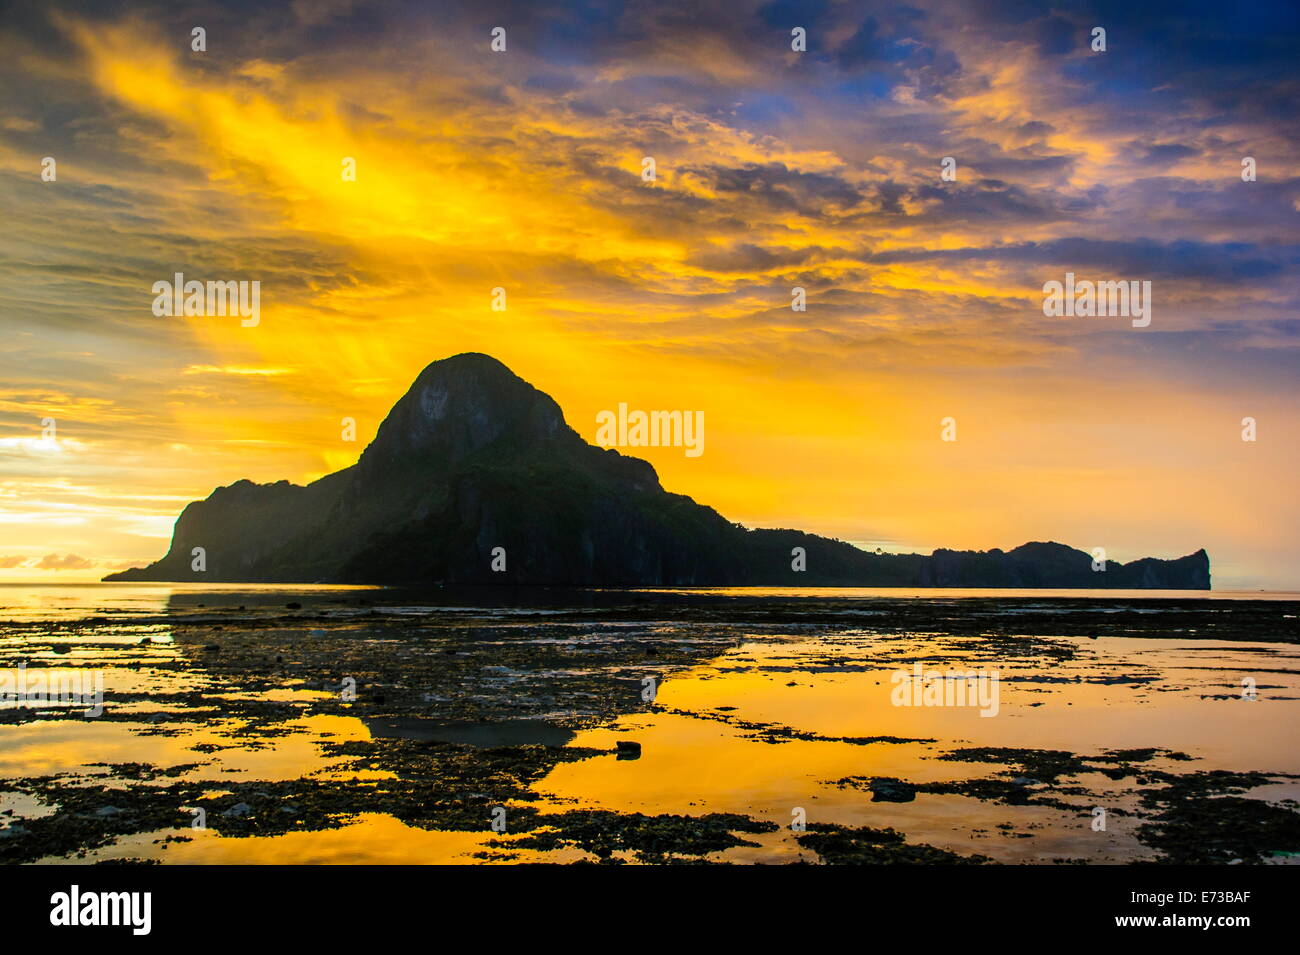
left=107, top=353, right=1210, bottom=589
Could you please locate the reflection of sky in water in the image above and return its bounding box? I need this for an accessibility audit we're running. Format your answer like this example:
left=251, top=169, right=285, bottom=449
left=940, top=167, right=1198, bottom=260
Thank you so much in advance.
left=2, top=584, right=1298, bottom=626
left=533, top=634, right=1300, bottom=863
left=0, top=583, right=378, bottom=623
left=5, top=623, right=1294, bottom=864
left=38, top=814, right=577, bottom=866
left=0, top=713, right=380, bottom=783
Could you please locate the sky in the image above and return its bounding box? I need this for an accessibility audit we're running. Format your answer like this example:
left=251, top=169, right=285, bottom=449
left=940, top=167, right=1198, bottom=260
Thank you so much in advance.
left=0, top=0, right=1297, bottom=589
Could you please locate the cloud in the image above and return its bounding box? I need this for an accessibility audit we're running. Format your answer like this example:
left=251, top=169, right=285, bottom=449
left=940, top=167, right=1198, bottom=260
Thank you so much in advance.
left=182, top=365, right=293, bottom=376
left=35, top=553, right=95, bottom=570
left=0, top=0, right=1296, bottom=586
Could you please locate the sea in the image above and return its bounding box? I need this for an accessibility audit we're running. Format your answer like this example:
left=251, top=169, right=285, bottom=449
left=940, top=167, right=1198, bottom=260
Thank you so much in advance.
left=1, top=583, right=1297, bottom=864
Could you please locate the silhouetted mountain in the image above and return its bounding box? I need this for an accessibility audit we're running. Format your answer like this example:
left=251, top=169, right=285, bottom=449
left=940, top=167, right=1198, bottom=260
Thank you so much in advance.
left=106, top=354, right=1211, bottom=589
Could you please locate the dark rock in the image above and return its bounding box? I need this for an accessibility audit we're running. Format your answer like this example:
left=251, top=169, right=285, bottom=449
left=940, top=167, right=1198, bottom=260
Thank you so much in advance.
left=615, top=740, right=642, bottom=760
left=868, top=777, right=917, bottom=803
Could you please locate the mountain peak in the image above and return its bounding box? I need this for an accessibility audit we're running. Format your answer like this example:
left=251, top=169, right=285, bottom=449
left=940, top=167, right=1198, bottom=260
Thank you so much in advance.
left=357, top=352, right=577, bottom=472
left=414, top=351, right=516, bottom=380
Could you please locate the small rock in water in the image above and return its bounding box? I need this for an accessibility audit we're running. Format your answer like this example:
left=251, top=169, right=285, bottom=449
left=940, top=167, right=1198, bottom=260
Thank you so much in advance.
left=222, top=802, right=253, bottom=818
left=868, top=777, right=916, bottom=803
left=94, top=806, right=122, bottom=817
left=286, top=602, right=302, bottom=610
left=615, top=740, right=642, bottom=760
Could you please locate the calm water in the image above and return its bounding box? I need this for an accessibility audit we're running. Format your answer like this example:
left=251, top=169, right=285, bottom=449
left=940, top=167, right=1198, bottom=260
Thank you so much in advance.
left=2, top=582, right=1296, bottom=623
left=1, top=583, right=1297, bottom=864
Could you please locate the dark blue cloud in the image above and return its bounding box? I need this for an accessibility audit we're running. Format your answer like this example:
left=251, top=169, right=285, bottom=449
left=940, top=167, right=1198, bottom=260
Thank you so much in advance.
left=867, top=237, right=1293, bottom=285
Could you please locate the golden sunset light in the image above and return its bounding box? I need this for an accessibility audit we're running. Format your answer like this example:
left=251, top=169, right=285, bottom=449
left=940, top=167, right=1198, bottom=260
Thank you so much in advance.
left=3, top=2, right=1297, bottom=588
left=1, top=0, right=1298, bottom=894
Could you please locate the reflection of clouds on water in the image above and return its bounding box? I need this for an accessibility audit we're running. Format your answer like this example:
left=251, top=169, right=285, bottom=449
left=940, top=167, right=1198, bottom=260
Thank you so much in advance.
left=0, top=590, right=1296, bottom=863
